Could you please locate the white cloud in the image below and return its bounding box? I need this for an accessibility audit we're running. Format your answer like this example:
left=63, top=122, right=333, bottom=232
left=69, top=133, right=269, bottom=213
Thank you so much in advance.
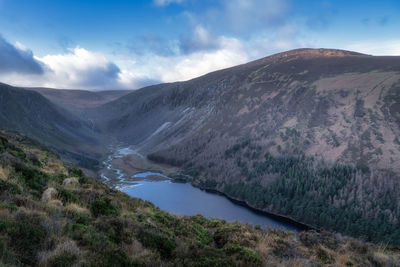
left=179, top=25, right=220, bottom=54
left=344, top=40, right=400, bottom=56
left=35, top=47, right=120, bottom=89
left=153, top=0, right=184, bottom=7
left=156, top=35, right=248, bottom=82
left=191, top=25, right=213, bottom=47
left=14, top=41, right=27, bottom=51
left=222, top=0, right=290, bottom=33
left=0, top=44, right=128, bottom=90
left=118, top=70, right=160, bottom=89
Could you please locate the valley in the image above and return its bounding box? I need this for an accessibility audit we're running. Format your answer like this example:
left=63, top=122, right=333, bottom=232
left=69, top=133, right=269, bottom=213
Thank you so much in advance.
left=2, top=48, right=400, bottom=246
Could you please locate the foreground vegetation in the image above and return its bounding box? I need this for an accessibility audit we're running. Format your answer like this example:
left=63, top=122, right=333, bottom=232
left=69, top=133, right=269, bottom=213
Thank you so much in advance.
left=1, top=130, right=399, bottom=266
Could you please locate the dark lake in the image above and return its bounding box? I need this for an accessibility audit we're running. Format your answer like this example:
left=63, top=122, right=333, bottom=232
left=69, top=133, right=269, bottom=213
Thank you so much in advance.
left=119, top=172, right=302, bottom=231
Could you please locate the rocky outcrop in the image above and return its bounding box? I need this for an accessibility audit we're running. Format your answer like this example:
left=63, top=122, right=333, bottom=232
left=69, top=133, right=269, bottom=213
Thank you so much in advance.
left=41, top=187, right=57, bottom=202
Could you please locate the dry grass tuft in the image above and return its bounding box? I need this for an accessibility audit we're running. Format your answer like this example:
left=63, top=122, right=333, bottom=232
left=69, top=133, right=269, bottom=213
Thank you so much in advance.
left=0, top=166, right=10, bottom=180
left=124, top=240, right=155, bottom=262
left=38, top=240, right=81, bottom=267
left=65, top=203, right=90, bottom=215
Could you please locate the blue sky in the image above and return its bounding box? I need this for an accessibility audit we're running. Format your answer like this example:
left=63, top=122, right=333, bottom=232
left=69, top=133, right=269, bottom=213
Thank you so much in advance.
left=0, top=0, right=399, bottom=90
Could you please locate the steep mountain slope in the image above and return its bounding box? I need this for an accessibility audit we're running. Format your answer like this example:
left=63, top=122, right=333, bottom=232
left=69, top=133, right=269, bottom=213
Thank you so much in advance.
left=95, top=48, right=400, bottom=171
left=93, top=49, right=400, bottom=243
left=28, top=87, right=133, bottom=116
left=1, top=129, right=399, bottom=266
left=0, top=83, right=103, bottom=168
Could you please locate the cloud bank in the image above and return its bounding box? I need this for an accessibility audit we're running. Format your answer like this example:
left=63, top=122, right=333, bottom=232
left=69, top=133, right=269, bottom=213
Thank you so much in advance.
left=37, top=48, right=121, bottom=89
left=0, top=37, right=161, bottom=90
left=0, top=36, right=44, bottom=75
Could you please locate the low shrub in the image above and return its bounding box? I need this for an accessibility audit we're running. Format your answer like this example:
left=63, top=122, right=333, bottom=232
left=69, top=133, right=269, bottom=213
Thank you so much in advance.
left=237, top=247, right=262, bottom=265
left=192, top=224, right=213, bottom=246
left=183, top=248, right=234, bottom=267
left=66, top=223, right=112, bottom=252
left=137, top=229, right=177, bottom=258
left=0, top=219, right=47, bottom=265
left=90, top=197, right=120, bottom=217
left=51, top=173, right=68, bottom=184
left=0, top=136, right=8, bottom=152
left=69, top=168, right=83, bottom=178
left=0, top=202, right=18, bottom=211
left=9, top=146, right=26, bottom=161
left=28, top=154, right=42, bottom=167
left=0, top=180, right=21, bottom=195
left=214, top=227, right=235, bottom=248
left=225, top=244, right=262, bottom=265
left=15, top=166, right=48, bottom=193
left=58, top=188, right=80, bottom=204
left=0, top=239, right=18, bottom=266
left=316, top=246, right=334, bottom=264
left=47, top=252, right=78, bottom=267
left=65, top=209, right=90, bottom=225
left=99, top=248, right=132, bottom=266
left=153, top=210, right=176, bottom=226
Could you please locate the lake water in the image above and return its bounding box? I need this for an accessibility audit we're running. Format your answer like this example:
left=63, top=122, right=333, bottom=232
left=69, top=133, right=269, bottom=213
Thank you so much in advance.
left=120, top=172, right=302, bottom=231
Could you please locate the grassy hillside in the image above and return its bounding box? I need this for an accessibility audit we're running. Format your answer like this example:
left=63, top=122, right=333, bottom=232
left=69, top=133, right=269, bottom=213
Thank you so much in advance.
left=1, top=130, right=399, bottom=266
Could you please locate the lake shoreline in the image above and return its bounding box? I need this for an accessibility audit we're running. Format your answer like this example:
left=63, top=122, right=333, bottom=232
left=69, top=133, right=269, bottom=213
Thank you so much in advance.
left=173, top=178, right=315, bottom=232
left=122, top=171, right=314, bottom=231
left=100, top=149, right=315, bottom=232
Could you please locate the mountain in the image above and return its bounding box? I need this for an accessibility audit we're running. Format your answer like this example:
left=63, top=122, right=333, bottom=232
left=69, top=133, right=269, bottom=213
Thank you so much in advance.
left=94, top=48, right=400, bottom=170
left=0, top=83, right=103, bottom=169
left=27, top=87, right=133, bottom=116
left=1, top=129, right=399, bottom=266
left=91, top=48, right=400, bottom=244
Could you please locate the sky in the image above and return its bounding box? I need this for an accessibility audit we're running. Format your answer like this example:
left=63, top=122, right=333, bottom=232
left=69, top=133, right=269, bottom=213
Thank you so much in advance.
left=0, top=0, right=399, bottom=90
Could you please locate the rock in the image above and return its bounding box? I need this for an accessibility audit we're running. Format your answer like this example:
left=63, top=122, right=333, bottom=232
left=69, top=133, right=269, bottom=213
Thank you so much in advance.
left=62, top=177, right=79, bottom=188
left=42, top=187, right=57, bottom=202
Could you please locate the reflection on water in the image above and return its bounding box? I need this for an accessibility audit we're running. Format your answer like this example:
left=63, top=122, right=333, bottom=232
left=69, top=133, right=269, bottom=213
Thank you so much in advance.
left=121, top=172, right=301, bottom=231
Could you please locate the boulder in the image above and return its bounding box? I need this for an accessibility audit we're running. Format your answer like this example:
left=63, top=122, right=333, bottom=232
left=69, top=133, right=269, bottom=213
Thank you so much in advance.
left=42, top=187, right=57, bottom=202
left=62, top=177, right=79, bottom=188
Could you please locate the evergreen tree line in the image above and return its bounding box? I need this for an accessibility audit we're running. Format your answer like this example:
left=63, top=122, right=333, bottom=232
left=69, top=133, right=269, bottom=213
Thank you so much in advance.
left=221, top=152, right=400, bottom=245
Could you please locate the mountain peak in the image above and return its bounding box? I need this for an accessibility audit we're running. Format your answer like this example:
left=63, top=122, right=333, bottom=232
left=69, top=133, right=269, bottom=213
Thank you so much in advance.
left=273, top=48, right=369, bottom=58
left=244, top=48, right=371, bottom=68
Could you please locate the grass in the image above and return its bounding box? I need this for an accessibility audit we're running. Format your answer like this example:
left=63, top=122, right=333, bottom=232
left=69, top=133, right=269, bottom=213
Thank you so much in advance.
left=0, top=130, right=399, bottom=266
